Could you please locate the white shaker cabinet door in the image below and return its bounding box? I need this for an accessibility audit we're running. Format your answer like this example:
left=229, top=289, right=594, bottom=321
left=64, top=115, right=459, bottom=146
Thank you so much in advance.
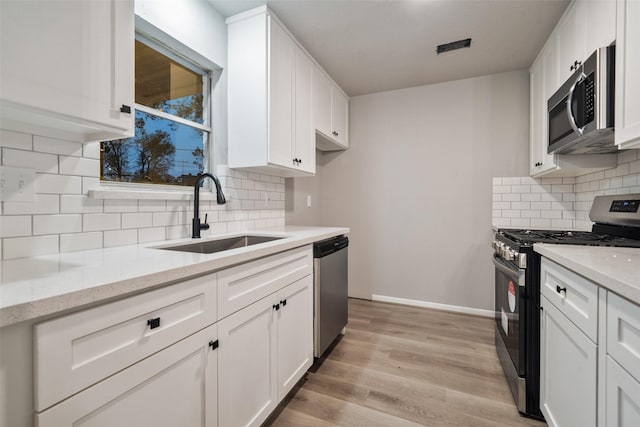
left=540, top=296, right=597, bottom=427
left=331, top=89, right=349, bottom=148
left=37, top=324, right=218, bottom=427
left=218, top=294, right=279, bottom=427
left=0, top=0, right=134, bottom=142
left=293, top=46, right=315, bottom=174
left=606, top=356, right=640, bottom=427
left=615, top=0, right=640, bottom=149
left=276, top=275, right=313, bottom=398
left=267, top=16, right=295, bottom=169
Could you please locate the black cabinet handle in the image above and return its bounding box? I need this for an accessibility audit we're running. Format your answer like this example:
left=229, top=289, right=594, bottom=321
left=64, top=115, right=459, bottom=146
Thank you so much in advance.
left=280, top=299, right=287, bottom=307
left=120, top=104, right=132, bottom=114
left=556, top=285, right=567, bottom=294
left=273, top=303, right=280, bottom=311
left=147, top=317, right=160, bottom=329
left=209, top=340, right=219, bottom=350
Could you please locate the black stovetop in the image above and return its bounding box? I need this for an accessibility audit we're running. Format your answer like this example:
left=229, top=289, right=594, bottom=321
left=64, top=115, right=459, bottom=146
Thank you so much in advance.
left=499, top=227, right=640, bottom=249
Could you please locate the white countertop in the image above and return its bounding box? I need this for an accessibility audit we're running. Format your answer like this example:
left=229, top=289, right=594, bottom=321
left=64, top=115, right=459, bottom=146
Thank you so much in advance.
left=0, top=226, right=349, bottom=327
left=534, top=243, right=640, bottom=305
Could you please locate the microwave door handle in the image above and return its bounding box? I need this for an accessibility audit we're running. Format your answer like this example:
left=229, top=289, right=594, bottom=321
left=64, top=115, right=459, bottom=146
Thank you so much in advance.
left=566, top=72, right=587, bottom=135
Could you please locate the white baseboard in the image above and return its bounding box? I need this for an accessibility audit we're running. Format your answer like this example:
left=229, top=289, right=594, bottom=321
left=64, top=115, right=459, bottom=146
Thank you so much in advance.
left=371, top=294, right=494, bottom=318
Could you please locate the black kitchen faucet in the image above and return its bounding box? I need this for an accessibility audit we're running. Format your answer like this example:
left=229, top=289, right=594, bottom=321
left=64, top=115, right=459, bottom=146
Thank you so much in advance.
left=192, top=173, right=226, bottom=238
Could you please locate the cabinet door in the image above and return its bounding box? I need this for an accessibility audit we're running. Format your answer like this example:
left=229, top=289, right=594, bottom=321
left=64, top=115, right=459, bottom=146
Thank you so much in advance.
left=267, top=17, right=295, bottom=169
left=0, top=0, right=134, bottom=142
left=530, top=41, right=559, bottom=177
left=331, top=88, right=349, bottom=148
left=615, top=0, right=640, bottom=149
left=277, top=276, right=313, bottom=399
left=294, top=47, right=315, bottom=174
left=555, top=1, right=587, bottom=82
left=218, top=294, right=278, bottom=427
left=585, top=0, right=616, bottom=54
left=607, top=356, right=640, bottom=427
left=540, top=296, right=597, bottom=427
left=37, top=324, right=218, bottom=427
left=313, top=69, right=333, bottom=139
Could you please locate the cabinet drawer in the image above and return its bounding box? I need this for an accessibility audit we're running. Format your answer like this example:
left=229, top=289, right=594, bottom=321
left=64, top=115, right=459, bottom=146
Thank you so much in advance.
left=37, top=324, right=218, bottom=427
left=218, top=246, right=312, bottom=319
left=541, top=258, right=598, bottom=341
left=607, top=291, right=640, bottom=382
left=35, top=274, right=217, bottom=411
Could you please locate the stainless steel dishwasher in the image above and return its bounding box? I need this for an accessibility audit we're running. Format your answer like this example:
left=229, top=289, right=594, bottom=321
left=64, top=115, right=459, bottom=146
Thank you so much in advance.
left=313, top=235, right=349, bottom=358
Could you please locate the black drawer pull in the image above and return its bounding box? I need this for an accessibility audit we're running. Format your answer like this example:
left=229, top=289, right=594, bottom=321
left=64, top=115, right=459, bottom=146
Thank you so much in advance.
left=556, top=286, right=567, bottom=294
left=120, top=104, right=132, bottom=114
left=273, top=303, right=280, bottom=311
left=280, top=299, right=287, bottom=307
left=209, top=340, right=219, bottom=350
left=147, top=317, right=161, bottom=329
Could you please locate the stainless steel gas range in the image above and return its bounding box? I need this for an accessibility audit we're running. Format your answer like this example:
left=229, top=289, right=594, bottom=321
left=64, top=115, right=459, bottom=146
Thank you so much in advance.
left=492, top=194, right=640, bottom=419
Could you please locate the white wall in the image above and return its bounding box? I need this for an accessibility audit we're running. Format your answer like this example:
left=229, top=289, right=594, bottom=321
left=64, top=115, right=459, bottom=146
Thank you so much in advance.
left=291, top=70, right=530, bottom=312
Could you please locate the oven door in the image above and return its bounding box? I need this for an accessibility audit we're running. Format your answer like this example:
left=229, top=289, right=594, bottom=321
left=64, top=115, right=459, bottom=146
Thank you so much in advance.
left=493, top=254, right=526, bottom=376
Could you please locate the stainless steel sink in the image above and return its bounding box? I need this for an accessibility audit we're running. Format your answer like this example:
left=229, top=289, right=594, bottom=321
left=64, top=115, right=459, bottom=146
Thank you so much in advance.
left=155, top=235, right=285, bottom=254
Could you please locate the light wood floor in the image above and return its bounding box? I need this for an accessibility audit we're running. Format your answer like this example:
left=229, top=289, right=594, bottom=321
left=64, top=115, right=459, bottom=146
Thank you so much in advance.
left=270, top=298, right=546, bottom=427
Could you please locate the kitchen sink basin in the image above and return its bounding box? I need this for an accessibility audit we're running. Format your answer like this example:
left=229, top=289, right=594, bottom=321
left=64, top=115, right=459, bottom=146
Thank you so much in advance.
left=154, top=235, right=285, bottom=254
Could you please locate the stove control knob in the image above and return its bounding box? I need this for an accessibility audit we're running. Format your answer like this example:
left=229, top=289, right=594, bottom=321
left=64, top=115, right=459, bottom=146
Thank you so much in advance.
left=507, top=249, right=517, bottom=261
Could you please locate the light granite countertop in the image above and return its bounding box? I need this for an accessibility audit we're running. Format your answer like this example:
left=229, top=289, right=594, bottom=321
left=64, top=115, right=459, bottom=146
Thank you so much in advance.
left=0, top=226, right=349, bottom=327
left=534, top=243, right=640, bottom=305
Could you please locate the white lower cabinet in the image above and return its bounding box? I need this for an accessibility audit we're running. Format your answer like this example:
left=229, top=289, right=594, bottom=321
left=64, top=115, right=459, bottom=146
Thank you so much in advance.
left=540, top=295, right=597, bottom=427
left=37, top=324, right=218, bottom=427
left=606, top=356, right=640, bottom=427
left=218, top=275, right=313, bottom=427
left=539, top=257, right=640, bottom=427
left=277, top=276, right=313, bottom=398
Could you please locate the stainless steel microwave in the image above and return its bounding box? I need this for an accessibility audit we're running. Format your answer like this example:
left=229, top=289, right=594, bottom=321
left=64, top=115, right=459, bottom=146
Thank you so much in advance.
left=547, top=45, right=615, bottom=154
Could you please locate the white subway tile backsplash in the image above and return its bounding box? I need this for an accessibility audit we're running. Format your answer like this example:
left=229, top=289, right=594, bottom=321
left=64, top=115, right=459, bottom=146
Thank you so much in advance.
left=33, top=136, right=82, bottom=156
left=82, top=142, right=101, bottom=159
left=33, top=214, right=82, bottom=235
left=2, top=148, right=58, bottom=173
left=61, top=195, right=103, bottom=214
left=59, top=156, right=100, bottom=177
left=511, top=202, right=531, bottom=210
left=0, top=130, right=32, bottom=150
left=1, top=129, right=286, bottom=260
left=502, top=194, right=521, bottom=202
left=60, top=232, right=103, bottom=252
left=3, top=194, right=59, bottom=215
left=138, top=227, right=166, bottom=243
left=36, top=174, right=82, bottom=194
left=0, top=216, right=31, bottom=238
left=122, top=213, right=153, bottom=229
left=104, top=229, right=138, bottom=248
left=104, top=199, right=138, bottom=213
left=3, top=235, right=59, bottom=259
left=83, top=213, right=121, bottom=232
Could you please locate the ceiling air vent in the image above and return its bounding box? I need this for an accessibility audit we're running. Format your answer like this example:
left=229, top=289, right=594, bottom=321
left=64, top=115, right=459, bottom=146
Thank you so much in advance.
left=436, top=38, right=472, bottom=54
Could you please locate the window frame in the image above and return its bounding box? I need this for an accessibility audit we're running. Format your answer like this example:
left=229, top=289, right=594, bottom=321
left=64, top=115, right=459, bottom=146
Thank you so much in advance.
left=99, top=33, right=214, bottom=192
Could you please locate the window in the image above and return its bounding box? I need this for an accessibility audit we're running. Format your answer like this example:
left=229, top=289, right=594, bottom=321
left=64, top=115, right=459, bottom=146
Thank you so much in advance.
left=101, top=37, right=211, bottom=187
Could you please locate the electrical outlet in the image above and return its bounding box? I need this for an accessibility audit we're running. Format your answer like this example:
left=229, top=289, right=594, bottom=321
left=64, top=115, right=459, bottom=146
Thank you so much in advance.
left=307, top=195, right=312, bottom=207
left=0, top=166, right=36, bottom=202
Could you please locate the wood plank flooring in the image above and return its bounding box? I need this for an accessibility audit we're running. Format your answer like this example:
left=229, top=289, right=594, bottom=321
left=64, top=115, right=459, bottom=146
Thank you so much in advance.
left=269, top=298, right=546, bottom=427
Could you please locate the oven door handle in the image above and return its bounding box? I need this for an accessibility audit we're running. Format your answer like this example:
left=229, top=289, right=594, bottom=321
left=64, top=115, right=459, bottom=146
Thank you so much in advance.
left=492, top=255, right=525, bottom=287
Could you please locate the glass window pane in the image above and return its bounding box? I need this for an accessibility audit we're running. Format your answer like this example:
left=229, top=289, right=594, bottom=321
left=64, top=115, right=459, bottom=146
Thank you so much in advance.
left=135, top=40, right=204, bottom=124
left=101, top=111, right=205, bottom=186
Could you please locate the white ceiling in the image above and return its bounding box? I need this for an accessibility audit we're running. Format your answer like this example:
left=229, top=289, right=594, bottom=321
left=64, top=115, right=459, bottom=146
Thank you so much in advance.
left=209, top=0, right=569, bottom=97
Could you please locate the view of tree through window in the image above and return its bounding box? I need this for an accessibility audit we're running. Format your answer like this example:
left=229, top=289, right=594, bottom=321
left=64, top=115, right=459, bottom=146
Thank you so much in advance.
left=101, top=39, right=210, bottom=186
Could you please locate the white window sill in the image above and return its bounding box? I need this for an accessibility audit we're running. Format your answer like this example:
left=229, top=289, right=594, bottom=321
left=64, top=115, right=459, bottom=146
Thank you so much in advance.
left=89, top=188, right=220, bottom=201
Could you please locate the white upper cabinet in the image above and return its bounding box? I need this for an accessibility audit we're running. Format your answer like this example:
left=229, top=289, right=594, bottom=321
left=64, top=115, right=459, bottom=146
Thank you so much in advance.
left=555, top=0, right=587, bottom=82
left=615, top=0, right=640, bottom=149
left=227, top=7, right=315, bottom=177
left=0, top=0, right=134, bottom=143
left=314, top=69, right=349, bottom=150
left=555, top=0, right=615, bottom=83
